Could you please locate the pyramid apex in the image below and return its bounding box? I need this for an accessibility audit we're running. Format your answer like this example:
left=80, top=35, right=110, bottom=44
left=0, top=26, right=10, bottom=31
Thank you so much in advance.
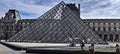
left=60, top=1, right=65, bottom=3
left=59, top=1, right=65, bottom=4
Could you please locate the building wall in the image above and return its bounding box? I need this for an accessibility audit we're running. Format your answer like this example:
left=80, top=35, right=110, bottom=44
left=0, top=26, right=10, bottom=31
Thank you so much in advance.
left=0, top=9, right=36, bottom=40
left=0, top=19, right=36, bottom=40
left=83, top=19, right=120, bottom=42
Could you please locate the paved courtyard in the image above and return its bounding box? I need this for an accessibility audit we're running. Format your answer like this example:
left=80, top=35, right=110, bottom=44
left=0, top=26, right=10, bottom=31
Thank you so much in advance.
left=0, top=42, right=119, bottom=54
left=0, top=43, right=27, bottom=54
left=3, top=42, right=118, bottom=52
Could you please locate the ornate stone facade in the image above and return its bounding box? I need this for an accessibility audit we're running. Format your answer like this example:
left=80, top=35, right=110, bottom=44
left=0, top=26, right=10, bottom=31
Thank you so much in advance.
left=83, top=19, right=120, bottom=42
left=0, top=9, right=36, bottom=40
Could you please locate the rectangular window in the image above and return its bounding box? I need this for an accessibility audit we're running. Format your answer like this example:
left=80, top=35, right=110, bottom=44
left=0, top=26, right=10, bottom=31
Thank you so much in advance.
left=114, top=27, right=116, bottom=31
left=103, top=27, right=106, bottom=31
left=98, top=27, right=100, bottom=31
left=108, top=27, right=111, bottom=31
left=93, top=27, right=95, bottom=31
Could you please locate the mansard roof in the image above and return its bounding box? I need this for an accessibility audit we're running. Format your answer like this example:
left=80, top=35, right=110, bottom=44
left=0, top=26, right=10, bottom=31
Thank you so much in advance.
left=83, top=19, right=120, bottom=23
left=17, top=19, right=36, bottom=23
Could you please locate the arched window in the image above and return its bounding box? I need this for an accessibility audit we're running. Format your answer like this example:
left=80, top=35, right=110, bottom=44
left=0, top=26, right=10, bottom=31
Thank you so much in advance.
left=109, top=34, right=113, bottom=41
left=115, top=34, right=119, bottom=42
left=104, top=34, right=107, bottom=41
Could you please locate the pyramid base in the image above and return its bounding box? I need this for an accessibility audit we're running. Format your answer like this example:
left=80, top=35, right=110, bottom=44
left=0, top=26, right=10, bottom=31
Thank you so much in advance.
left=26, top=48, right=116, bottom=54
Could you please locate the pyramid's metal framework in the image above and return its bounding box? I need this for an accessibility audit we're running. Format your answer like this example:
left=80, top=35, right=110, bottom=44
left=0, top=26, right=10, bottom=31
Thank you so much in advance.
left=9, top=1, right=107, bottom=44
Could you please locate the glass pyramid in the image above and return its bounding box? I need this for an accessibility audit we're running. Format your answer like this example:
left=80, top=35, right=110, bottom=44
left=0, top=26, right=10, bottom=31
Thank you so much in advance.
left=9, top=1, right=107, bottom=44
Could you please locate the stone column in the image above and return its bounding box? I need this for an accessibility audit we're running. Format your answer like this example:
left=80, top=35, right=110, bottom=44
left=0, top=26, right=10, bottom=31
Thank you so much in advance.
left=102, top=35, right=104, bottom=39
left=113, top=35, right=115, bottom=42
left=118, top=35, right=120, bottom=42
left=107, top=34, right=109, bottom=41
left=102, top=35, right=104, bottom=40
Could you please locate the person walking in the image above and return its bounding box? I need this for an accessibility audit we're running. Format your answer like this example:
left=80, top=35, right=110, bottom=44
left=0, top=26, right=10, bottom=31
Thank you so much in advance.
left=116, top=44, right=120, bottom=54
left=80, top=43, right=85, bottom=54
left=89, top=44, right=95, bottom=54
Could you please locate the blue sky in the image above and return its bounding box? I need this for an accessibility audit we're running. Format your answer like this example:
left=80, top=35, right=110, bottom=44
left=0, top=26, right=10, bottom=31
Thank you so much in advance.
left=0, top=0, right=120, bottom=19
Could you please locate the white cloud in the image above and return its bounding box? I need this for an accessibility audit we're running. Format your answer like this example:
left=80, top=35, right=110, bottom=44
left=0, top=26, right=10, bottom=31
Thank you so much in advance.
left=1, top=0, right=120, bottom=19
left=81, top=0, right=120, bottom=19
left=109, top=0, right=120, bottom=4
left=0, top=0, right=52, bottom=19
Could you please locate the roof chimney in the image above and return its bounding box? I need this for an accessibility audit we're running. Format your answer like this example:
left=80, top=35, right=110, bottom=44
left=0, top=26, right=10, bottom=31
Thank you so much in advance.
left=78, top=3, right=80, bottom=17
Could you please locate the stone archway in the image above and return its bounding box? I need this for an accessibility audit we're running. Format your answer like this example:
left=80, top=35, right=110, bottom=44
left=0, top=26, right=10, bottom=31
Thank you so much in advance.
left=109, top=34, right=113, bottom=42
left=104, top=34, right=107, bottom=41
left=115, top=34, right=119, bottom=42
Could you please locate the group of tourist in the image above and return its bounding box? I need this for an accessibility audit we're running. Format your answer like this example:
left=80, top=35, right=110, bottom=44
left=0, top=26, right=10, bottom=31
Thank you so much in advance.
left=70, top=42, right=120, bottom=54
left=70, top=42, right=94, bottom=54
left=80, top=43, right=95, bottom=54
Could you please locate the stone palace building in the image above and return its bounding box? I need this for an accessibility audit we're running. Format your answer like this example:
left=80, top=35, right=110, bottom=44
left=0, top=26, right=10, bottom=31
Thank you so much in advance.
left=0, top=9, right=36, bottom=40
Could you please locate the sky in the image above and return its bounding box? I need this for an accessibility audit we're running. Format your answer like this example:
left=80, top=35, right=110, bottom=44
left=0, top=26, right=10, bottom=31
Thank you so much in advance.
left=0, top=0, right=120, bottom=19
